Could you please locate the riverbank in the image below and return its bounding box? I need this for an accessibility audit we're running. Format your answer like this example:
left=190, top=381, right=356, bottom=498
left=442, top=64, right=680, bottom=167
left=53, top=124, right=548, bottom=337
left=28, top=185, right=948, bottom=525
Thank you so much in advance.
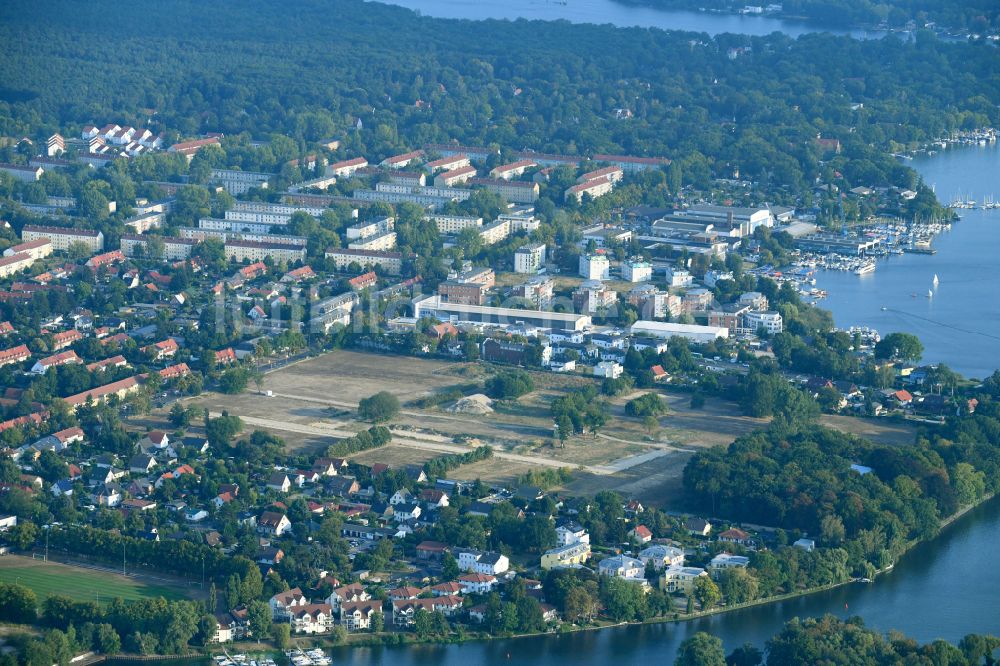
left=166, top=494, right=998, bottom=664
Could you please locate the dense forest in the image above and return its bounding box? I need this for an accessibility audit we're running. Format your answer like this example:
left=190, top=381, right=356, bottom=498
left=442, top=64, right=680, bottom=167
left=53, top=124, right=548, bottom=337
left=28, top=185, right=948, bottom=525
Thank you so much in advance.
left=613, top=0, right=1000, bottom=32
left=0, top=0, right=998, bottom=196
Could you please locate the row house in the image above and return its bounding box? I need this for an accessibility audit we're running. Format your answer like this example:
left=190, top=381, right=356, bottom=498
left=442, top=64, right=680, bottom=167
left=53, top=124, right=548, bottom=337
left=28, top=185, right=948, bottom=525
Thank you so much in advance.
left=391, top=596, right=463, bottom=627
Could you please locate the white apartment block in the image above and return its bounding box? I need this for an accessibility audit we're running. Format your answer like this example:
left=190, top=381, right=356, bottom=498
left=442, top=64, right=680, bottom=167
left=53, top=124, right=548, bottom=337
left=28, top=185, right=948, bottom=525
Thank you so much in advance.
left=514, top=243, right=546, bottom=274
left=22, top=226, right=104, bottom=253
left=433, top=165, right=477, bottom=188
left=621, top=258, right=652, bottom=283
left=498, top=211, right=542, bottom=233
left=222, top=211, right=291, bottom=227
left=425, top=154, right=470, bottom=173
left=423, top=215, right=483, bottom=234
left=200, top=218, right=276, bottom=235
left=468, top=178, right=540, bottom=204
left=375, top=182, right=472, bottom=200
left=224, top=240, right=306, bottom=264
left=4, top=239, right=53, bottom=261
left=0, top=253, right=35, bottom=278
left=288, top=175, right=338, bottom=193
left=324, top=249, right=404, bottom=275
left=231, top=201, right=327, bottom=218
left=0, top=164, right=44, bottom=182
left=743, top=310, right=783, bottom=334
left=120, top=235, right=198, bottom=260
left=210, top=169, right=273, bottom=195
left=124, top=211, right=165, bottom=234
left=479, top=220, right=512, bottom=246
left=579, top=254, right=610, bottom=280
left=348, top=231, right=397, bottom=252
left=346, top=216, right=394, bottom=241
left=490, top=159, right=536, bottom=180
left=179, top=227, right=307, bottom=247
left=328, top=157, right=368, bottom=177
left=565, top=176, right=614, bottom=203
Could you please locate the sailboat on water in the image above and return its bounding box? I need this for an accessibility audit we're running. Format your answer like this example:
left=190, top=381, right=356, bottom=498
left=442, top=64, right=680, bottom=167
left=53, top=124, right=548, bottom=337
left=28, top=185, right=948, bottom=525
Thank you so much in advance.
left=927, top=289, right=934, bottom=298
left=933, top=274, right=939, bottom=286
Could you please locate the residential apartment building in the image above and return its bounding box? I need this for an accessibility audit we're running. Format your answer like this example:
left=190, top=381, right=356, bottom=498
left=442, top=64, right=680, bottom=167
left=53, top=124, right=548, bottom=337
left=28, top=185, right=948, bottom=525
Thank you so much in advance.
left=423, top=214, right=482, bottom=234
left=210, top=169, right=272, bottom=195
left=424, top=154, right=470, bottom=172
left=593, top=153, right=671, bottom=173
left=512, top=276, right=554, bottom=308
left=479, top=219, right=512, bottom=246
left=0, top=253, right=36, bottom=278
left=380, top=150, right=424, bottom=169
left=347, top=231, right=397, bottom=252
left=224, top=240, right=306, bottom=264
left=424, top=143, right=497, bottom=161
left=578, top=166, right=623, bottom=184
left=3, top=239, right=52, bottom=261
left=0, top=164, right=43, bottom=182
left=438, top=280, right=488, bottom=306
left=328, top=157, right=368, bottom=177
left=324, top=249, right=404, bottom=275
left=22, top=226, right=104, bottom=253
left=468, top=178, right=539, bottom=204
left=565, top=175, right=614, bottom=203
left=120, top=235, right=198, bottom=260
left=514, top=243, right=546, bottom=274
left=540, top=541, right=592, bottom=570
left=743, top=310, right=783, bottom=334
left=433, top=165, right=477, bottom=188
left=490, top=159, right=536, bottom=180
left=346, top=216, right=394, bottom=241
left=578, top=254, right=610, bottom=280
left=621, top=257, right=652, bottom=282
left=178, top=227, right=307, bottom=247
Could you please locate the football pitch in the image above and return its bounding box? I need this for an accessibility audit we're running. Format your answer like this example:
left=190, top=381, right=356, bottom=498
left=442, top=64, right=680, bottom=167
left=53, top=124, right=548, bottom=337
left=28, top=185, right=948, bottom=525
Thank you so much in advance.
left=0, top=556, right=195, bottom=603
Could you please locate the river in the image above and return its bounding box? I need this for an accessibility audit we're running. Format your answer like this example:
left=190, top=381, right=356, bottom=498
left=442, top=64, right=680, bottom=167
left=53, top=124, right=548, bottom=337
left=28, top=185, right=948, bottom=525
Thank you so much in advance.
left=815, top=144, right=1000, bottom=379
left=316, top=121, right=999, bottom=666
left=370, top=0, right=888, bottom=38
left=331, top=498, right=1000, bottom=664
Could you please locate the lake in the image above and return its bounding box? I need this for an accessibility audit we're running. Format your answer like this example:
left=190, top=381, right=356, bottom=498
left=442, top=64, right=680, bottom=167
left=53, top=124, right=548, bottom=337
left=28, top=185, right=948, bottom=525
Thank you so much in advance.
left=815, top=144, right=1000, bottom=379
left=369, top=0, right=886, bottom=38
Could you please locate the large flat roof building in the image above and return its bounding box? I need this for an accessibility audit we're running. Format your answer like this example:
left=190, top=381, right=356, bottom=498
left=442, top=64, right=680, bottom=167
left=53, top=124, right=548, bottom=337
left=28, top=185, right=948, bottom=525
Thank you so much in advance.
left=414, top=294, right=590, bottom=331
left=629, top=321, right=729, bottom=343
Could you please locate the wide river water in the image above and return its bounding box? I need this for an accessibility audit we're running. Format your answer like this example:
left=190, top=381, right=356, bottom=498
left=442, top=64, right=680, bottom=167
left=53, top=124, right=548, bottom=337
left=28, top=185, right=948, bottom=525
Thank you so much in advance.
left=815, top=144, right=1000, bottom=379
left=371, top=0, right=887, bottom=38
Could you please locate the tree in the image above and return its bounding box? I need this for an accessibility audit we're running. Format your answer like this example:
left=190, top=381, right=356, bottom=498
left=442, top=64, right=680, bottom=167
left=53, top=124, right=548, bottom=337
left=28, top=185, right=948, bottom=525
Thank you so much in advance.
left=370, top=611, right=384, bottom=634
left=563, top=585, right=598, bottom=624
left=441, top=552, right=460, bottom=580
left=0, top=583, right=37, bottom=623
left=485, top=370, right=535, bottom=400
left=219, top=367, right=250, bottom=394
left=675, top=632, right=725, bottom=666
left=718, top=568, right=759, bottom=605
left=726, top=643, right=763, bottom=666
left=874, top=332, right=923, bottom=362
left=357, top=391, right=400, bottom=422
left=246, top=600, right=271, bottom=642
left=272, top=623, right=291, bottom=649
left=693, top=576, right=721, bottom=609
left=642, top=415, right=660, bottom=438
left=96, top=624, right=121, bottom=655
left=625, top=393, right=667, bottom=417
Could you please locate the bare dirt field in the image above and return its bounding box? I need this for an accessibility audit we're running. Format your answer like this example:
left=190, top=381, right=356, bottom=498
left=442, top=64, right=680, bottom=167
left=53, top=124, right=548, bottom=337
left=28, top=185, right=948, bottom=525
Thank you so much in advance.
left=820, top=414, right=920, bottom=446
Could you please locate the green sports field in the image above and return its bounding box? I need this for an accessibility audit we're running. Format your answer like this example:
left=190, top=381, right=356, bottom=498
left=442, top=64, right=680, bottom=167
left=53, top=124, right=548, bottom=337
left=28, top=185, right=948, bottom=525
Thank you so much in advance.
left=0, top=556, right=194, bottom=603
